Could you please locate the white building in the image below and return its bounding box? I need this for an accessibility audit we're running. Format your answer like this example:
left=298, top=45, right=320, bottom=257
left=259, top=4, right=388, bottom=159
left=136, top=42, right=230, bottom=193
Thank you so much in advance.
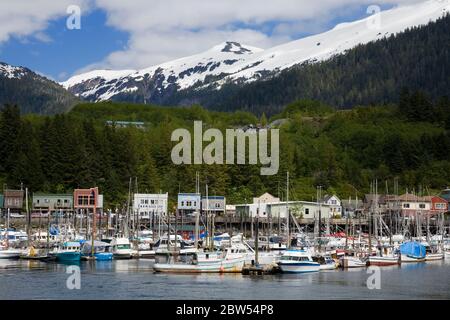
left=322, top=195, right=342, bottom=217
left=178, top=193, right=201, bottom=215
left=235, top=193, right=335, bottom=220
left=201, top=196, right=226, bottom=215
left=133, top=193, right=168, bottom=219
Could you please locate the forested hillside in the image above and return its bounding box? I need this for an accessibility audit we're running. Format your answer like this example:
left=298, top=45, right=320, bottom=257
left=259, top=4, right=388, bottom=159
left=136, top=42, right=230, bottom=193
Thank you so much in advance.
left=0, top=63, right=78, bottom=114
left=1, top=93, right=449, bottom=209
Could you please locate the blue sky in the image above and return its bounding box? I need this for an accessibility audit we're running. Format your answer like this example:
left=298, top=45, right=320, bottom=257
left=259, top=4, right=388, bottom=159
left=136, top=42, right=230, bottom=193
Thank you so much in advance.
left=0, top=1, right=396, bottom=81
left=0, top=9, right=128, bottom=80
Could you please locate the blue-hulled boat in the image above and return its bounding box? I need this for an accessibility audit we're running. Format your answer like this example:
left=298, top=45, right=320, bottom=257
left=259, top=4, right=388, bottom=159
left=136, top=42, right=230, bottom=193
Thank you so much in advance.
left=81, top=240, right=113, bottom=261
left=56, top=241, right=81, bottom=262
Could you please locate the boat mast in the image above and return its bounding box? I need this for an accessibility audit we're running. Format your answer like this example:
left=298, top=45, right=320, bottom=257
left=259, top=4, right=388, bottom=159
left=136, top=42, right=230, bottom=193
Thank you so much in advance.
left=286, top=171, right=290, bottom=249
left=368, top=182, right=372, bottom=257
left=26, top=187, right=30, bottom=248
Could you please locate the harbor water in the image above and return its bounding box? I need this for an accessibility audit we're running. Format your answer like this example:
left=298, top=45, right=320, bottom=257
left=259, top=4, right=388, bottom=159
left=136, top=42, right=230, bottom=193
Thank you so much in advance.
left=0, top=259, right=449, bottom=300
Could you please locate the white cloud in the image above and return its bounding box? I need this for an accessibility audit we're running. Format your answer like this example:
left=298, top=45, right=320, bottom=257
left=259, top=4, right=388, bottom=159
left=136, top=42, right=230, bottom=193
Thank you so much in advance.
left=0, top=0, right=91, bottom=43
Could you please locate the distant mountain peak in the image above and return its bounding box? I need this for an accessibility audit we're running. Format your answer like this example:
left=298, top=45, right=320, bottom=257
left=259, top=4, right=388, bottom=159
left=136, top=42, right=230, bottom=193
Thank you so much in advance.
left=0, top=62, right=28, bottom=80
left=221, top=42, right=252, bottom=54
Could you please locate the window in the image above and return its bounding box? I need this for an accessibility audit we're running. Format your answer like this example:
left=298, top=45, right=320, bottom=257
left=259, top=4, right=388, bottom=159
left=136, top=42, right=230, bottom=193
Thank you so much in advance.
left=419, top=204, right=426, bottom=209
left=436, top=203, right=446, bottom=209
left=403, top=203, right=410, bottom=209
left=181, top=201, right=184, bottom=206
left=305, top=208, right=310, bottom=215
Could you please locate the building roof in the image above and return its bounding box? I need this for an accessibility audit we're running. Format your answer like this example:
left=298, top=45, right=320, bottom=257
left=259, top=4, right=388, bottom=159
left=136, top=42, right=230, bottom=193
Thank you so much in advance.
left=321, top=194, right=341, bottom=203
left=33, top=193, right=73, bottom=198
left=202, top=196, right=225, bottom=200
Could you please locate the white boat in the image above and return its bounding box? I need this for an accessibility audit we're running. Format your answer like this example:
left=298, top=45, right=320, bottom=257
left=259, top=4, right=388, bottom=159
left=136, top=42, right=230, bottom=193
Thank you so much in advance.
left=340, top=256, right=367, bottom=268
left=248, top=235, right=287, bottom=251
left=153, top=248, right=246, bottom=273
left=0, top=248, right=22, bottom=259
left=400, top=254, right=426, bottom=263
left=213, top=233, right=231, bottom=249
left=445, top=251, right=450, bottom=259
left=367, top=254, right=400, bottom=266
left=277, top=250, right=320, bottom=273
left=111, top=237, right=133, bottom=259
left=313, top=255, right=338, bottom=270
left=425, top=253, right=444, bottom=261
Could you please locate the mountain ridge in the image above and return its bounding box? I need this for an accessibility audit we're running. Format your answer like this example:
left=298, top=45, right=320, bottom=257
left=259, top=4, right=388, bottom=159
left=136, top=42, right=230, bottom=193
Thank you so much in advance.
left=61, top=0, right=450, bottom=105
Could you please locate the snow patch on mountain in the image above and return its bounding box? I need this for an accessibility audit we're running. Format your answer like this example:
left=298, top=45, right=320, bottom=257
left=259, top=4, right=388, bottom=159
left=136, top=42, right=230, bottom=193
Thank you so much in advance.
left=61, top=0, right=450, bottom=102
left=0, top=62, right=28, bottom=79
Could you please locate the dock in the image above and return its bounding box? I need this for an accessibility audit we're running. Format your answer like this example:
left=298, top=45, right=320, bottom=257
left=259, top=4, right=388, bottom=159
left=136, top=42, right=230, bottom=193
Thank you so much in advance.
left=242, top=264, right=281, bottom=275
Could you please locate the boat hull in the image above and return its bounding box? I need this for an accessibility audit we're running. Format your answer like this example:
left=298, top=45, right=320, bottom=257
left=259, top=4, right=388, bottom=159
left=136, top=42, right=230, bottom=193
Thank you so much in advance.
left=95, top=253, right=113, bottom=261
left=0, top=250, right=22, bottom=259
left=319, top=262, right=338, bottom=270
left=368, top=256, right=400, bottom=266
left=56, top=252, right=81, bottom=262
left=154, top=258, right=245, bottom=273
left=425, top=253, right=444, bottom=261
left=278, top=261, right=320, bottom=273
left=400, top=255, right=425, bottom=263
left=340, top=256, right=367, bottom=268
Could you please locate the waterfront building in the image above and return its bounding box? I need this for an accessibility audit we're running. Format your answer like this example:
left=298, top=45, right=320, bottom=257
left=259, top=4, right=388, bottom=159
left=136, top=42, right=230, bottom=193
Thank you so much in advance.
left=385, top=193, right=431, bottom=216
left=177, top=193, right=201, bottom=216
left=132, top=193, right=168, bottom=220
left=341, top=198, right=364, bottom=218
left=321, top=195, right=342, bottom=218
left=3, top=189, right=24, bottom=215
left=235, top=193, right=335, bottom=220
left=73, top=188, right=103, bottom=215
left=201, top=196, right=226, bottom=216
left=32, top=193, right=73, bottom=217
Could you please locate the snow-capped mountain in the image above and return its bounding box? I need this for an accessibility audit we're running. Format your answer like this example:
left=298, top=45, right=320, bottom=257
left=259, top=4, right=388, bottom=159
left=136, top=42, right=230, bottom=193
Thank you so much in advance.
left=0, top=62, right=29, bottom=79
left=62, top=0, right=450, bottom=103
left=0, top=62, right=78, bottom=114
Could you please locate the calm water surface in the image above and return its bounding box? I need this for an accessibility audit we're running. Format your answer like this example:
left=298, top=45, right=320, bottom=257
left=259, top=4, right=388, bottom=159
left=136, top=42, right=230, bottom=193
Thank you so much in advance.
left=0, top=258, right=449, bottom=300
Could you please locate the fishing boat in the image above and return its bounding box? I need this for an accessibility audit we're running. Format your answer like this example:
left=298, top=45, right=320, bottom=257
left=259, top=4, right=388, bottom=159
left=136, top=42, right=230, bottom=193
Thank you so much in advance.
left=399, top=241, right=426, bottom=263
left=81, top=240, right=113, bottom=261
left=313, top=254, right=338, bottom=270
left=0, top=246, right=22, bottom=259
left=340, top=255, right=367, bottom=268
left=277, top=250, right=320, bottom=273
left=153, top=249, right=246, bottom=273
left=425, top=253, right=444, bottom=261
left=213, top=233, right=231, bottom=249
left=111, top=237, right=133, bottom=259
left=367, top=254, right=400, bottom=266
left=19, top=246, right=55, bottom=261
left=55, top=241, right=81, bottom=262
